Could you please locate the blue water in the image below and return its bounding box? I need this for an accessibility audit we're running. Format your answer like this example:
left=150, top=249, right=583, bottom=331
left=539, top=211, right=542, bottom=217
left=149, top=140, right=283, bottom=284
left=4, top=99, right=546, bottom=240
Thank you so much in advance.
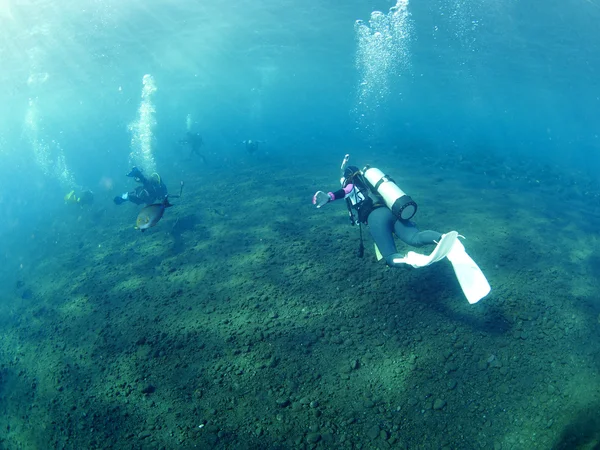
left=1, top=0, right=600, bottom=447
left=0, top=1, right=597, bottom=219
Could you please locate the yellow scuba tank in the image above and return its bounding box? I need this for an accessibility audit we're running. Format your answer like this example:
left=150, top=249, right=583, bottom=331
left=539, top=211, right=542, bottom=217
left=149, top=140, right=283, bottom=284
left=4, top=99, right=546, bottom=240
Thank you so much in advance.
left=362, top=166, right=417, bottom=220
left=64, top=190, right=78, bottom=204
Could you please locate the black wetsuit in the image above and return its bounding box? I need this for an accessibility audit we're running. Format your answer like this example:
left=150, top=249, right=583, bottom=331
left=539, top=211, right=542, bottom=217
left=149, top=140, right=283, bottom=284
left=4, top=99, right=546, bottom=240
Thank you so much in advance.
left=330, top=183, right=441, bottom=268
left=128, top=175, right=167, bottom=205
left=245, top=140, right=259, bottom=154
left=181, top=132, right=206, bottom=163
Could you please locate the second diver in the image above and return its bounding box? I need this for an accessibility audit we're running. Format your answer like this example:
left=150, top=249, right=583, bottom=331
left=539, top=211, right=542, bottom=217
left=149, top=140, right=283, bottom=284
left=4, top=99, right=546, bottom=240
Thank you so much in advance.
left=113, top=167, right=168, bottom=206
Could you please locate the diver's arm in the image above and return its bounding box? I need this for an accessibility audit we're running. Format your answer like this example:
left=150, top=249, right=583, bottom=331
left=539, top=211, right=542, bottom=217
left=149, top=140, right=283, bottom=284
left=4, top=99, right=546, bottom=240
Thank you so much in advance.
left=313, top=184, right=354, bottom=208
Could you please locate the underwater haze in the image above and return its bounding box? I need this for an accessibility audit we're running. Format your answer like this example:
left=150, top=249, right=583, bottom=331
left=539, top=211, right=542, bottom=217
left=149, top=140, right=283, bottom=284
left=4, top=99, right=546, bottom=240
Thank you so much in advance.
left=1, top=0, right=600, bottom=448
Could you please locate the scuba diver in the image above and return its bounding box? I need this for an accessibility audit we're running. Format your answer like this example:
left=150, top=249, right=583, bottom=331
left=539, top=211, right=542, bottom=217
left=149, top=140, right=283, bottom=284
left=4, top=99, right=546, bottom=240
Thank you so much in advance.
left=113, top=167, right=168, bottom=206
left=312, top=154, right=491, bottom=304
left=65, top=189, right=94, bottom=206
left=242, top=139, right=263, bottom=155
left=179, top=132, right=207, bottom=163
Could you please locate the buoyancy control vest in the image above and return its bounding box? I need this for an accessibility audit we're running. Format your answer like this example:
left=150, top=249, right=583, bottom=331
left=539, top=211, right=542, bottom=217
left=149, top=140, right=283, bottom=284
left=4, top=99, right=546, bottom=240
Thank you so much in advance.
left=341, top=169, right=379, bottom=225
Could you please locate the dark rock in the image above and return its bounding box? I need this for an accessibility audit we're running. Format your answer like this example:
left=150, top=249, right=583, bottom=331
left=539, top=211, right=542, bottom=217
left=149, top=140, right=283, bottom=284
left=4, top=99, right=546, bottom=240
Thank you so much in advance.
left=138, top=430, right=152, bottom=440
left=367, top=425, right=380, bottom=440
left=276, top=397, right=290, bottom=408
left=141, top=384, right=156, bottom=394
left=433, top=399, right=446, bottom=410
left=306, top=432, right=321, bottom=444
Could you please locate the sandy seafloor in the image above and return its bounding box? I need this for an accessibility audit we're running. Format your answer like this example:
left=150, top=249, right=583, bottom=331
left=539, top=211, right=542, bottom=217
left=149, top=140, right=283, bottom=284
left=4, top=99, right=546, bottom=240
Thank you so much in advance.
left=1, top=147, right=599, bottom=450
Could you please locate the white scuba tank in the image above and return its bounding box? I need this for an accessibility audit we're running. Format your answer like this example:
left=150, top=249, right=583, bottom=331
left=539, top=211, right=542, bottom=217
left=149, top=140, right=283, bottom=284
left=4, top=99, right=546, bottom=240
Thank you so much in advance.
left=362, top=166, right=417, bottom=220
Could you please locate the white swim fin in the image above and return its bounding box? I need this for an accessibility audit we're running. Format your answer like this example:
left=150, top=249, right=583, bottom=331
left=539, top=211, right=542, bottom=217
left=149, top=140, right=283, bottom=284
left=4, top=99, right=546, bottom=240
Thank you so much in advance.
left=447, top=238, right=491, bottom=304
left=374, top=243, right=383, bottom=261
left=392, top=231, right=459, bottom=268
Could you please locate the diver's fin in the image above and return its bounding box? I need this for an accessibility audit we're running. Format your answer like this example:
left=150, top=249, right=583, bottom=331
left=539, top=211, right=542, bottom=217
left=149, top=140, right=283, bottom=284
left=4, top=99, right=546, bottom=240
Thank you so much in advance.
left=374, top=243, right=383, bottom=261
left=392, top=231, right=459, bottom=268
left=446, top=238, right=491, bottom=304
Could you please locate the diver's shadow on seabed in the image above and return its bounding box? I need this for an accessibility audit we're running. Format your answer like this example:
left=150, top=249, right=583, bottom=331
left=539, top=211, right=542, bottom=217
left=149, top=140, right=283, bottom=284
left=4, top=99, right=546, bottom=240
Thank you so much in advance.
left=407, top=264, right=511, bottom=336
left=551, top=404, right=600, bottom=450
left=169, top=213, right=203, bottom=255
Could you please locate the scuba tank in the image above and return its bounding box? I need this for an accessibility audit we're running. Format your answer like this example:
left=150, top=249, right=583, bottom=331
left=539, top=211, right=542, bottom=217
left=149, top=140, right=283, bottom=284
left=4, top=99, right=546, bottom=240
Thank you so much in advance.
left=362, top=165, right=417, bottom=221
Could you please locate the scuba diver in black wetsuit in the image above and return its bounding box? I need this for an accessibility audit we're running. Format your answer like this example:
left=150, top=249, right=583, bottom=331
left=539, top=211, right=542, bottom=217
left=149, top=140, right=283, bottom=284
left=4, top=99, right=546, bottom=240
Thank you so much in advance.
left=312, top=154, right=491, bottom=304
left=313, top=159, right=441, bottom=267
left=242, top=139, right=264, bottom=155
left=65, top=189, right=94, bottom=206
left=180, top=132, right=207, bottom=163
left=113, top=167, right=168, bottom=206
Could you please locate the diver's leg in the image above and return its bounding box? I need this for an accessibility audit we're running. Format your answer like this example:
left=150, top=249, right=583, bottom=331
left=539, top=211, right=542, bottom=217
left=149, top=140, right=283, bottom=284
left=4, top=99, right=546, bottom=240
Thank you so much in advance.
left=367, top=208, right=405, bottom=268
left=394, top=219, right=442, bottom=247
